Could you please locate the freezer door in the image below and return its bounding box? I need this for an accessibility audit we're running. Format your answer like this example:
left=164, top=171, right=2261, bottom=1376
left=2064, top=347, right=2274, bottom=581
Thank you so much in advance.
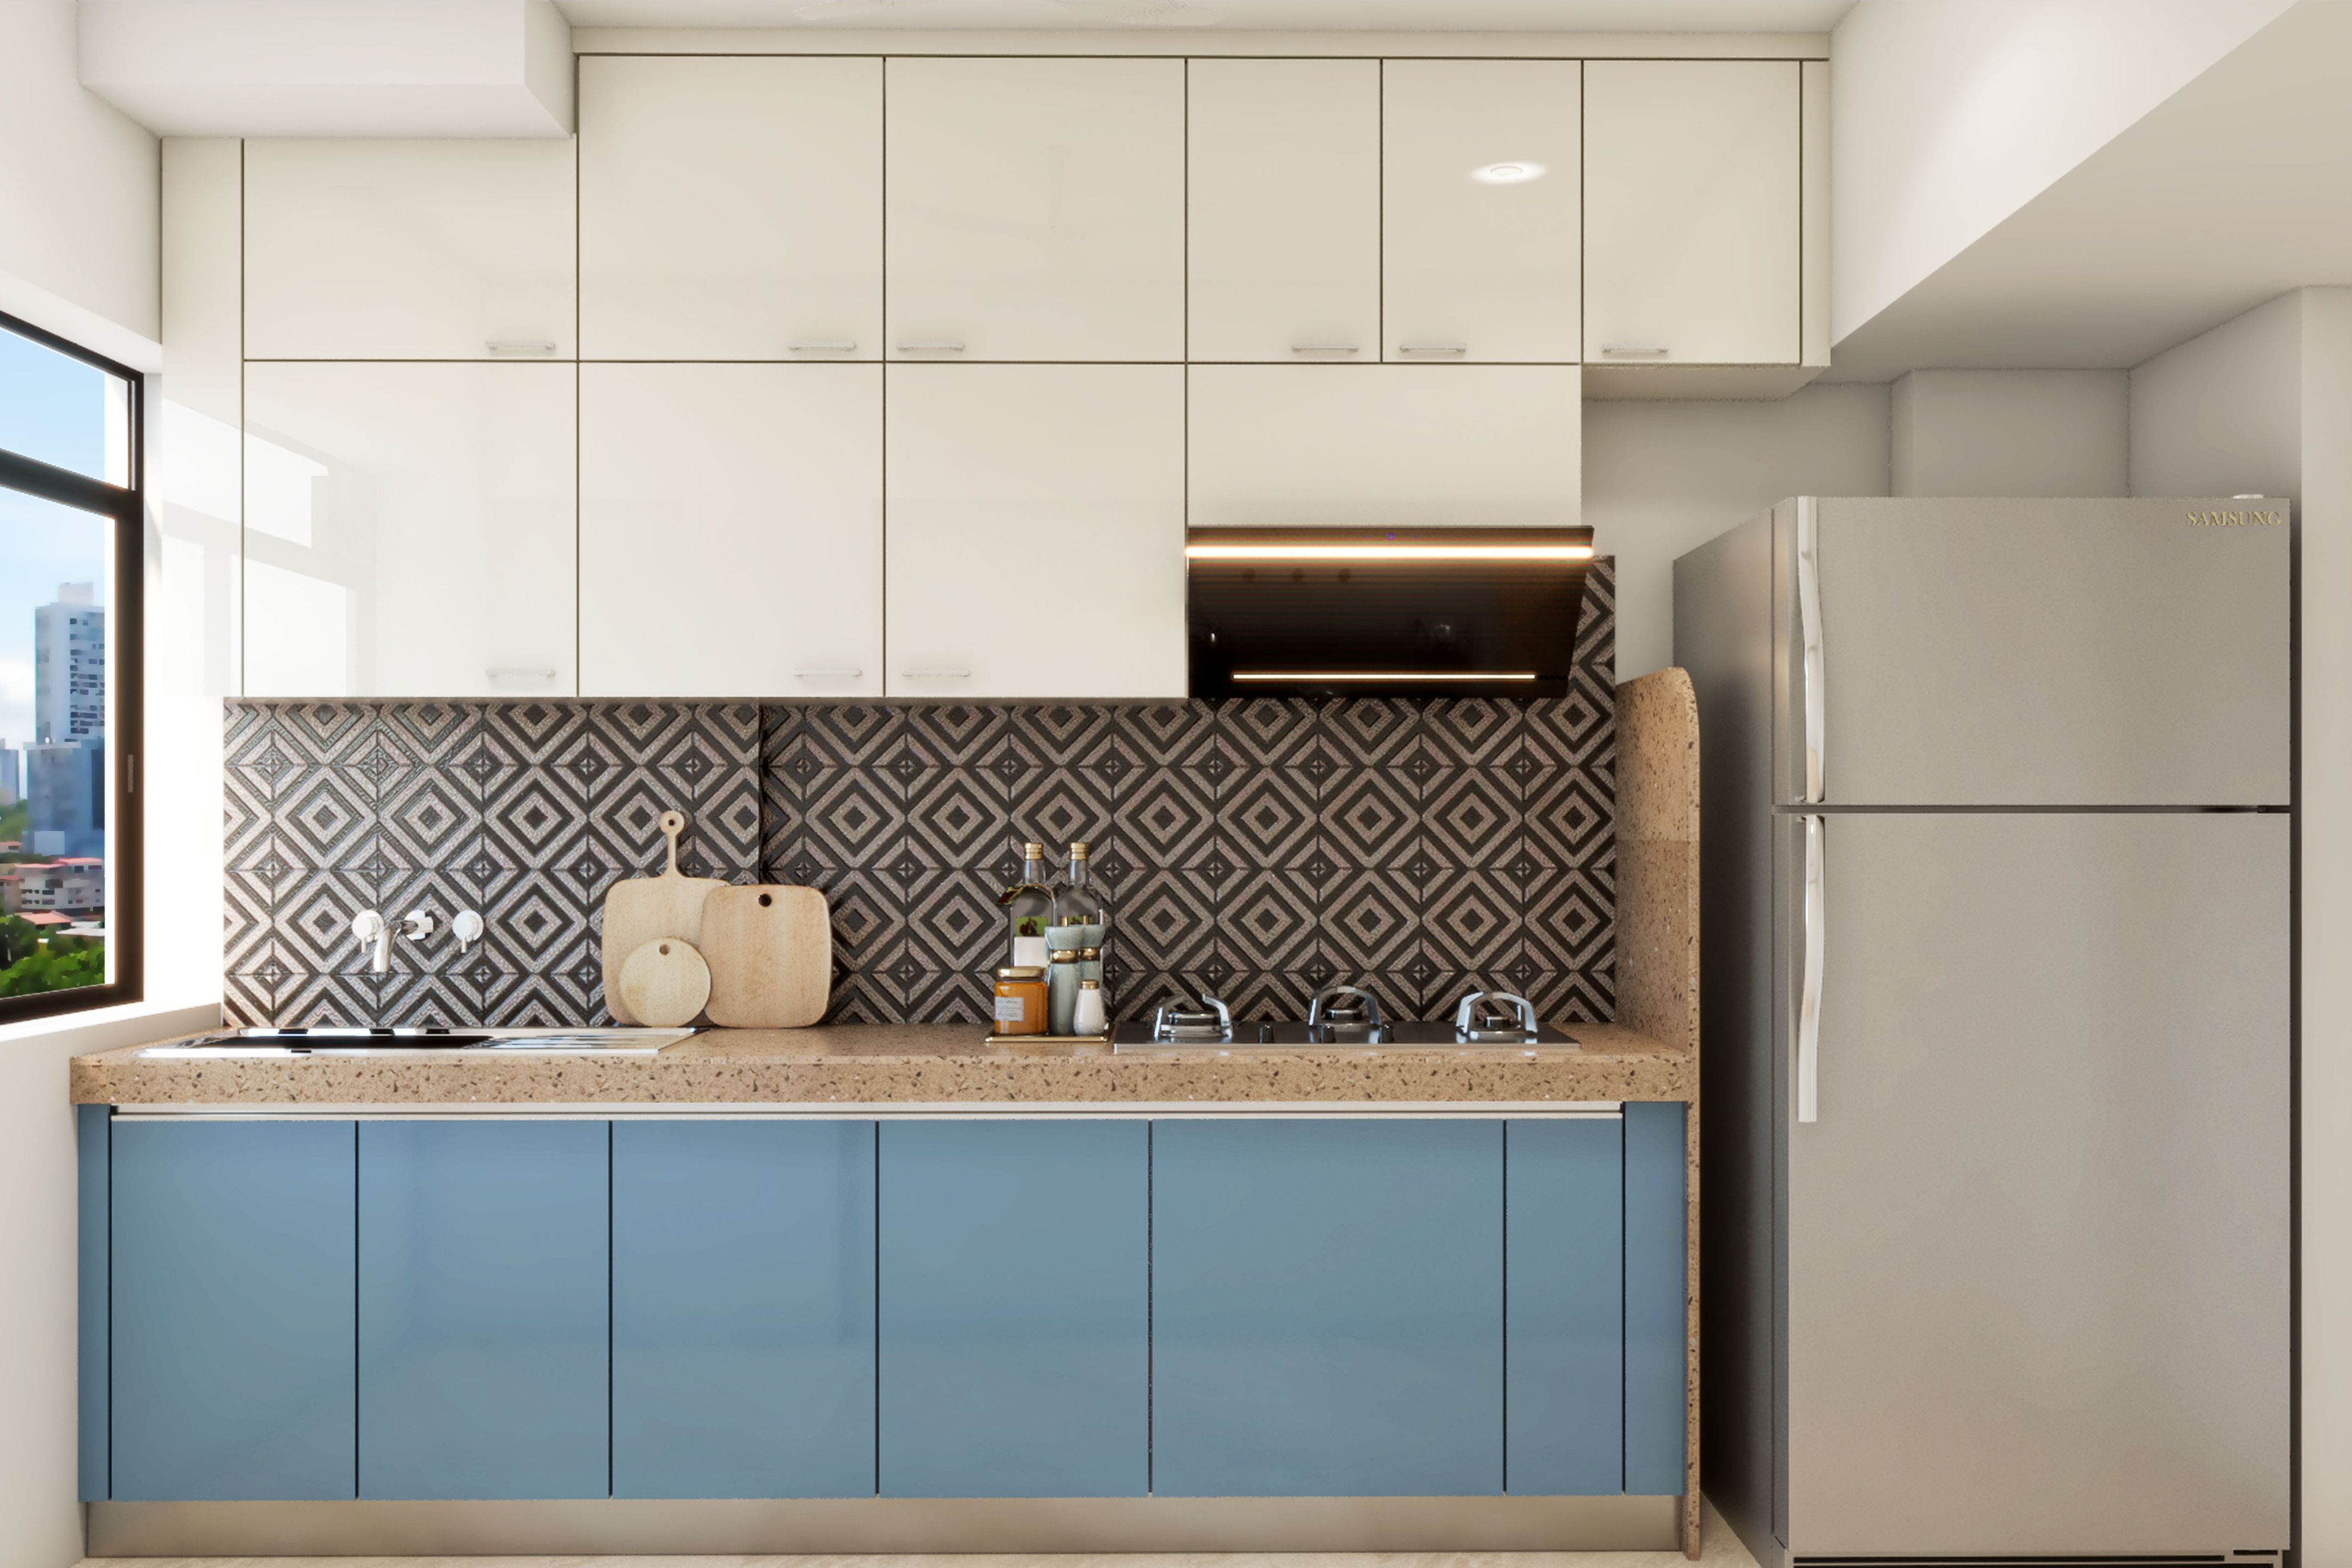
left=1783, top=811, right=2289, bottom=1554
left=1773, top=497, right=2290, bottom=806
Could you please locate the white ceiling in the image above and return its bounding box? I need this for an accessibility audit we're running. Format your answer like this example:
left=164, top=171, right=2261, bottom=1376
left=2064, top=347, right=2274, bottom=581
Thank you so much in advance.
left=1828, top=0, right=2352, bottom=377
left=554, top=0, right=1853, bottom=32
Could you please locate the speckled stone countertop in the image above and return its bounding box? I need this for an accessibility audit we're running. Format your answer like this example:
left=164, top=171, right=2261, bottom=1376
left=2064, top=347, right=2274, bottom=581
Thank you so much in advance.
left=72, top=1021, right=1692, bottom=1107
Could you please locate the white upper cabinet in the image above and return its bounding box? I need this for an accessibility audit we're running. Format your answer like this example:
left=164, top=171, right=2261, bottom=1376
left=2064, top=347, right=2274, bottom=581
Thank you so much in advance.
left=886, top=365, right=1185, bottom=699
left=579, top=56, right=881, bottom=362
left=579, top=364, right=883, bottom=699
left=1583, top=60, right=1802, bottom=367
left=243, top=140, right=575, bottom=361
left=1189, top=59, right=1380, bottom=364
left=886, top=58, right=1184, bottom=362
left=1382, top=60, right=1582, bottom=365
left=242, top=363, right=577, bottom=698
left=1188, top=366, right=1581, bottom=530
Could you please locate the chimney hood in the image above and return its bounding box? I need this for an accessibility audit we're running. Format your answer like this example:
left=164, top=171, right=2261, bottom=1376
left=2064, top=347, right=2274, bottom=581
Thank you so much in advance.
left=1186, top=526, right=1594, bottom=699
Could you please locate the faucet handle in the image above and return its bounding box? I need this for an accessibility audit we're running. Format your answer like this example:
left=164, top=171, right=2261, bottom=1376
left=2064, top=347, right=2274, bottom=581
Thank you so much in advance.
left=351, top=911, right=390, bottom=976
left=451, top=910, right=485, bottom=950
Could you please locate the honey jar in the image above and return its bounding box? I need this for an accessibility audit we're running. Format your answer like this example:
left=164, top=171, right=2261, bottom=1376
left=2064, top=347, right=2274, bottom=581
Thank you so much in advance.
left=993, top=965, right=1049, bottom=1036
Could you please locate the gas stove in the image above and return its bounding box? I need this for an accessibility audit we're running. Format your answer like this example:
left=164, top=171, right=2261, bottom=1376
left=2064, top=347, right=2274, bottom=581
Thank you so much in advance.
left=1111, top=985, right=1578, bottom=1050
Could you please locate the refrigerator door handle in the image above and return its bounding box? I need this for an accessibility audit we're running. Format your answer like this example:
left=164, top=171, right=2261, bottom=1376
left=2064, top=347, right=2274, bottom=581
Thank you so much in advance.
left=1798, top=813, right=1824, bottom=1123
left=1797, top=497, right=1825, bottom=803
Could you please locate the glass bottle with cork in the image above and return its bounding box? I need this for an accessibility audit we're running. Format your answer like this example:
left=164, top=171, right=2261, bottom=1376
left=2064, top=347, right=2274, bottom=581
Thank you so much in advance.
left=999, top=842, right=1055, bottom=967
left=1050, top=842, right=1110, bottom=1030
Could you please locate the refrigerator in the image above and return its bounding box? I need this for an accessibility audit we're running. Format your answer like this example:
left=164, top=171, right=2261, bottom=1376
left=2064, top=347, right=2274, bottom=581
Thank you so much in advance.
left=1675, top=498, right=2291, bottom=1567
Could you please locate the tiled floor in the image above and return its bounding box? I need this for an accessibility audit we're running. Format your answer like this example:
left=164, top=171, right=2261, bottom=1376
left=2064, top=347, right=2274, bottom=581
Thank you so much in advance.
left=78, top=1503, right=1757, bottom=1568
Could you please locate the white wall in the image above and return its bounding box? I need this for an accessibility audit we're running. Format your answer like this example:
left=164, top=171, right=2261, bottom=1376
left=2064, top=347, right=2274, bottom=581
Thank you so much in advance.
left=1583, top=383, right=1891, bottom=679
left=1890, top=369, right=2128, bottom=497
left=2129, top=287, right=2350, bottom=1568
left=0, top=1003, right=219, bottom=1568
left=0, top=0, right=159, bottom=360
left=1828, top=0, right=2289, bottom=346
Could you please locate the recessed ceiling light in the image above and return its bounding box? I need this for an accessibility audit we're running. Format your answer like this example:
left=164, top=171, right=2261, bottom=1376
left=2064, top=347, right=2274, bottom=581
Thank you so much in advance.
left=1472, top=162, right=1546, bottom=185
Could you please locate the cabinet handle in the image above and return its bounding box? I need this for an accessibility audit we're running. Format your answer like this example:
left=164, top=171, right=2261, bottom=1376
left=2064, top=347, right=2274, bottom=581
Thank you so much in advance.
left=1600, top=344, right=1671, bottom=357
left=789, top=341, right=858, bottom=353
left=486, top=666, right=557, bottom=679
left=486, top=340, right=558, bottom=355
left=793, top=667, right=864, bottom=679
left=896, top=341, right=965, bottom=353
left=899, top=667, right=971, bottom=679
left=1397, top=344, right=1468, bottom=357
left=1290, top=344, right=1361, bottom=356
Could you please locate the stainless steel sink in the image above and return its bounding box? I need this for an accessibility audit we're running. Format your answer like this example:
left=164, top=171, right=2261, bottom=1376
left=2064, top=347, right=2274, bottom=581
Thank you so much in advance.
left=139, top=1027, right=695, bottom=1058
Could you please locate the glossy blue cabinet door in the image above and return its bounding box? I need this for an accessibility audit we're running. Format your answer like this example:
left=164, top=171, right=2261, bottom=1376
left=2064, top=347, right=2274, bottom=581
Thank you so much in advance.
left=1624, top=1101, right=1690, bottom=1495
left=1153, top=1118, right=1504, bottom=1497
left=613, top=1119, right=877, bottom=1499
left=1505, top=1117, right=1625, bottom=1494
left=111, top=1118, right=358, bottom=1500
left=358, top=1119, right=609, bottom=1499
left=877, top=1118, right=1148, bottom=1497
left=78, top=1104, right=108, bottom=1501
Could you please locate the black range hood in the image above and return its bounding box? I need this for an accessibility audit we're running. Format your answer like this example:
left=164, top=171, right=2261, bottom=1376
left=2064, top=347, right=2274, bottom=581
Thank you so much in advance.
left=1186, top=526, right=1594, bottom=699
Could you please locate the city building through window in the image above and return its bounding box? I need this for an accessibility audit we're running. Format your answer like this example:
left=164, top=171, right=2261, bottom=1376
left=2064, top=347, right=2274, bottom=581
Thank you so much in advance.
left=0, top=311, right=142, bottom=1019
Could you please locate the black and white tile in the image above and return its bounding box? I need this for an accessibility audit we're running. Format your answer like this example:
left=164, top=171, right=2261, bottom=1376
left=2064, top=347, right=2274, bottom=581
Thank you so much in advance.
left=226, top=562, right=1615, bottom=1028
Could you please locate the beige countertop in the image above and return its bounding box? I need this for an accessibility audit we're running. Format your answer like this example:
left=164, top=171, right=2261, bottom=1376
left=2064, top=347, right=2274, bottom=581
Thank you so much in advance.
left=71, top=1021, right=1693, bottom=1107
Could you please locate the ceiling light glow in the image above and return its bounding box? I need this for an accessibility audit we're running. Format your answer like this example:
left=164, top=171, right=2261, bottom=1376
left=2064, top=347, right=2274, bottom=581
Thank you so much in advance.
left=1472, top=161, right=1546, bottom=185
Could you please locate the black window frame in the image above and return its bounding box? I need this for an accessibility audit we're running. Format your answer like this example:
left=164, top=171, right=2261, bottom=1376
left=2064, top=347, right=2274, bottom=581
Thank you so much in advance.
left=0, top=305, right=145, bottom=1025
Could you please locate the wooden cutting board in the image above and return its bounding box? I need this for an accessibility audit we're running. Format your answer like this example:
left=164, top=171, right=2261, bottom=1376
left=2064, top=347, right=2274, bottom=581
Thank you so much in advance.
left=601, top=810, right=725, bottom=1026
left=617, top=937, right=710, bottom=1029
left=701, top=884, right=831, bottom=1028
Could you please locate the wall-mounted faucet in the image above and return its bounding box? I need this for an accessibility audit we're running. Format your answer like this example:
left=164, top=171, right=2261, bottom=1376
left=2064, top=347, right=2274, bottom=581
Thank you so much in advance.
left=352, top=908, right=484, bottom=974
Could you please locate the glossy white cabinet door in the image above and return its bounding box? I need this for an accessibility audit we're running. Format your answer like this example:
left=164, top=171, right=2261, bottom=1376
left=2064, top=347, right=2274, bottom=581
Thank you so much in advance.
left=1383, top=60, right=1581, bottom=365
left=886, top=366, right=1184, bottom=699
left=1584, top=60, right=1800, bottom=367
left=579, top=56, right=881, bottom=362
left=886, top=58, right=1184, bottom=362
left=1188, top=366, right=1581, bottom=530
left=242, top=364, right=577, bottom=698
left=579, top=364, right=882, bottom=698
left=244, top=140, right=575, bottom=361
left=1189, top=59, right=1379, bottom=364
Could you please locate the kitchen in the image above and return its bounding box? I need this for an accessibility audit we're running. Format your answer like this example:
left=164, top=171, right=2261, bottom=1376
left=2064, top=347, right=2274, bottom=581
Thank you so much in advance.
left=0, top=2, right=2340, bottom=1566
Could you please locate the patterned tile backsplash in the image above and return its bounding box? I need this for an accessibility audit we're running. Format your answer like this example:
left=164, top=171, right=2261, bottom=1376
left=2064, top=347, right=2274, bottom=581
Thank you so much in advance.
left=224, top=564, right=1614, bottom=1028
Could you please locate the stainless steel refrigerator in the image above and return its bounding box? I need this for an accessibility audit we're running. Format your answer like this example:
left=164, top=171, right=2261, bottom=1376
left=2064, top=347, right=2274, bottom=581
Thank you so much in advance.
left=1676, top=497, right=2292, bottom=1567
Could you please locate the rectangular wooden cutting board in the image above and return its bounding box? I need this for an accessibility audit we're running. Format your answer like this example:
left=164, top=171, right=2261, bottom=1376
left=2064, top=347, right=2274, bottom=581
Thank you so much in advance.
left=701, top=884, right=832, bottom=1028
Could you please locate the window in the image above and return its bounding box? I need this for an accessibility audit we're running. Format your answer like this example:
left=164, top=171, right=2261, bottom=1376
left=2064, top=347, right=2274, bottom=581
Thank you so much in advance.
left=0, top=310, right=142, bottom=1021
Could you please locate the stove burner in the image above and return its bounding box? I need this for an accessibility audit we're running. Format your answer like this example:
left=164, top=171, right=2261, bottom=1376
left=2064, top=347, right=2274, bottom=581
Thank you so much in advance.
left=1152, top=994, right=1235, bottom=1043
left=1454, top=990, right=1540, bottom=1044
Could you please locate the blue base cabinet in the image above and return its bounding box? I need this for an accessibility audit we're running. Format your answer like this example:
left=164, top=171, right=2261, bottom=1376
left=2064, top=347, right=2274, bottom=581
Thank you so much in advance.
left=1506, top=1117, right=1626, bottom=1494
left=878, top=1118, right=1149, bottom=1498
left=109, top=1118, right=359, bottom=1501
left=1153, top=1118, right=1506, bottom=1497
left=358, top=1119, right=610, bottom=1500
left=85, top=1106, right=1684, bottom=1507
left=613, top=1119, right=877, bottom=1499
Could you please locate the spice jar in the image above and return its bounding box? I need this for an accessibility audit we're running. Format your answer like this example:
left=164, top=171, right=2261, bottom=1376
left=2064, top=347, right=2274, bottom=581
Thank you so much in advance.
left=1071, top=978, right=1107, bottom=1037
left=993, top=965, right=1048, bottom=1037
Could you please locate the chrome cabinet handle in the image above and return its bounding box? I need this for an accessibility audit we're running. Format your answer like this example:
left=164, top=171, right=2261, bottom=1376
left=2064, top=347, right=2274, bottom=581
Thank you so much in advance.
left=486, top=340, right=557, bottom=355
left=1798, top=814, right=1824, bottom=1124
left=792, top=667, right=864, bottom=679
left=1397, top=344, right=1467, bottom=357
left=896, top=341, right=965, bottom=353
left=1600, top=344, right=1670, bottom=357
left=486, top=666, right=557, bottom=679
left=788, top=340, right=858, bottom=353
left=1796, top=497, right=1824, bottom=803
left=1291, top=344, right=1361, bottom=356
left=899, top=667, right=971, bottom=679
